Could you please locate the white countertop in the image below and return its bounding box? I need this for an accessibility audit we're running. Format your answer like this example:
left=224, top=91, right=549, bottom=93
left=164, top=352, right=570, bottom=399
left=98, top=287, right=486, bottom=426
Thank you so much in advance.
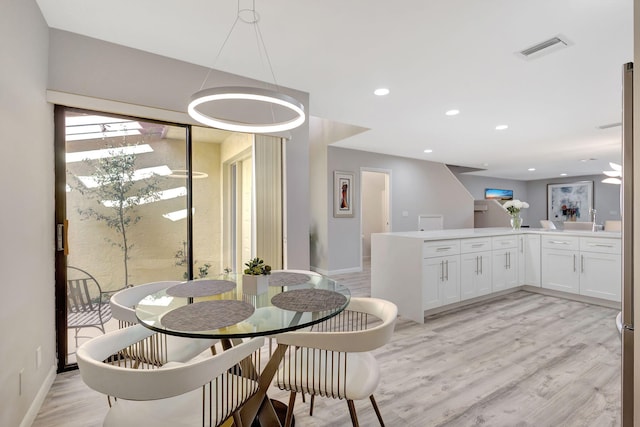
left=373, top=227, right=621, bottom=241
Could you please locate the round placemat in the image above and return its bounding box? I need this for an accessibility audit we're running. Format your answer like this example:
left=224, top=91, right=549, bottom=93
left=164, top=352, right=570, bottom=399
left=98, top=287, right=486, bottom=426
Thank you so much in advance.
left=268, top=272, right=312, bottom=287
left=166, top=280, right=236, bottom=298
left=161, top=300, right=254, bottom=331
left=271, top=289, right=347, bottom=312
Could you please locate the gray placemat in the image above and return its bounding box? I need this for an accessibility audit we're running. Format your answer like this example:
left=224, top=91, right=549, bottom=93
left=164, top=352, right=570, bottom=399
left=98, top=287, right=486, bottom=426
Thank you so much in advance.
left=166, top=279, right=236, bottom=297
left=271, top=289, right=347, bottom=312
left=268, top=272, right=312, bottom=287
left=161, top=300, right=254, bottom=331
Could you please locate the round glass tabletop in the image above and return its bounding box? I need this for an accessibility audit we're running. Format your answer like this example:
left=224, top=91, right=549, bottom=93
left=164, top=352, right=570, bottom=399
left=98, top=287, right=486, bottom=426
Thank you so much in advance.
left=135, top=272, right=351, bottom=339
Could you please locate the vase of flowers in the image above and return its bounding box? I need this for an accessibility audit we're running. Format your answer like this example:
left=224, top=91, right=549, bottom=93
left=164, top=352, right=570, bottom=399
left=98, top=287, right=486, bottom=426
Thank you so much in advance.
left=243, top=257, right=271, bottom=294
left=503, top=199, right=529, bottom=230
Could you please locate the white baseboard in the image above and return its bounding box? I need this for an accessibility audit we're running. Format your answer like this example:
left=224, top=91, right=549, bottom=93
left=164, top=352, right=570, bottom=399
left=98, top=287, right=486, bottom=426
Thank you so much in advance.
left=20, top=364, right=56, bottom=427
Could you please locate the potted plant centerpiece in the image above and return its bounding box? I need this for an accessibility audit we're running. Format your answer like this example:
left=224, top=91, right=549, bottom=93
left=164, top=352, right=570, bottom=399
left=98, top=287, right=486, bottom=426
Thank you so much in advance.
left=243, top=257, right=271, bottom=294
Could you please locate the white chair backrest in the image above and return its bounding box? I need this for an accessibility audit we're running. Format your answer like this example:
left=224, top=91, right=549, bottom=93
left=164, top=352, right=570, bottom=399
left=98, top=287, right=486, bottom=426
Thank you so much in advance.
left=563, top=221, right=594, bottom=231
left=77, top=324, right=263, bottom=401
left=110, top=281, right=181, bottom=324
left=605, top=220, right=622, bottom=231
left=275, top=297, right=397, bottom=353
left=539, top=220, right=556, bottom=230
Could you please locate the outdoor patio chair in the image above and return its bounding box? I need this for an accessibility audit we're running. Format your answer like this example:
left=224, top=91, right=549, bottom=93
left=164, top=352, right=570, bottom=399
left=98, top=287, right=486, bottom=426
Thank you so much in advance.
left=67, top=266, right=113, bottom=348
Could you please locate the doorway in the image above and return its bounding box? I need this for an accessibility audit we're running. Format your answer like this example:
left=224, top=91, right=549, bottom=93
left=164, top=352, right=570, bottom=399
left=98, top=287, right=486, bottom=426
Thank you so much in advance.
left=360, top=169, right=391, bottom=267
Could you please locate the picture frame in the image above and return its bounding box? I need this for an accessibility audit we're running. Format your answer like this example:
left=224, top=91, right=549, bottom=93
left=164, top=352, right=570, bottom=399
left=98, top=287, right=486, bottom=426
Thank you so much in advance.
left=547, top=181, right=594, bottom=222
left=334, top=171, right=354, bottom=218
left=484, top=188, right=513, bottom=201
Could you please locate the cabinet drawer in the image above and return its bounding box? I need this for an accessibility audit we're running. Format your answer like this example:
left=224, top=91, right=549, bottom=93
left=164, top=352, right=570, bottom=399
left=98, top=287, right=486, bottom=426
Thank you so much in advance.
left=541, top=235, right=580, bottom=251
left=423, top=240, right=460, bottom=258
left=491, top=235, right=517, bottom=249
left=580, top=237, right=621, bottom=254
left=461, top=238, right=492, bottom=253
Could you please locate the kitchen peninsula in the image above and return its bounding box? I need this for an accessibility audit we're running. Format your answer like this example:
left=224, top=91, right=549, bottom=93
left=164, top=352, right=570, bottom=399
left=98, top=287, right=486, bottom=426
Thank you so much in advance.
left=371, top=228, right=621, bottom=323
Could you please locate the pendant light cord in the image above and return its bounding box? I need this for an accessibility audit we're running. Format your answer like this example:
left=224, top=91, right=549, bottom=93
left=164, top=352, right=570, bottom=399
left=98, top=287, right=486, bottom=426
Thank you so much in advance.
left=199, top=0, right=280, bottom=92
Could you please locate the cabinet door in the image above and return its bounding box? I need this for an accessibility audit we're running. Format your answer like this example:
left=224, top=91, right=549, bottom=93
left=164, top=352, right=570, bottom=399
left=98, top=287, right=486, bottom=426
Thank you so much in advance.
left=461, top=252, right=491, bottom=300
left=580, top=252, right=621, bottom=301
left=492, top=249, right=517, bottom=291
left=460, top=253, right=478, bottom=301
left=520, top=235, right=541, bottom=286
left=423, top=258, right=444, bottom=310
left=541, top=249, right=579, bottom=294
left=476, top=253, right=492, bottom=295
left=440, top=255, right=460, bottom=305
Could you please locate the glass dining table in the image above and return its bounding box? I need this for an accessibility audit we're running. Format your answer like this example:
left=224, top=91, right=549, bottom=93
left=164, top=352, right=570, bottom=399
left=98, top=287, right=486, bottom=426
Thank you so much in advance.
left=135, top=271, right=351, bottom=426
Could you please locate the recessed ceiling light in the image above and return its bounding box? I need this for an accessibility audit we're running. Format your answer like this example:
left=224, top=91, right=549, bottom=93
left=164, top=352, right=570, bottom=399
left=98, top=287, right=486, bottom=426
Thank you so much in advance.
left=560, top=173, right=568, bottom=176
left=495, top=125, right=509, bottom=131
left=374, top=88, right=390, bottom=96
left=423, top=149, right=433, bottom=153
left=482, top=163, right=489, bottom=167
left=528, top=168, right=536, bottom=171
left=445, top=109, right=460, bottom=116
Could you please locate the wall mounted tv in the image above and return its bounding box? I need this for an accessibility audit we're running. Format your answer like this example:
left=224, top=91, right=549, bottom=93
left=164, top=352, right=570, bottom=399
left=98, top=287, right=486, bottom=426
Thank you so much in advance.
left=485, top=188, right=513, bottom=201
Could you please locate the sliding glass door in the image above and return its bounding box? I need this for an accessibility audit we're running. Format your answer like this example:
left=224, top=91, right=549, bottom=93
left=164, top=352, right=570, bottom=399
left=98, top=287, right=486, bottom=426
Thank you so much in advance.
left=55, top=106, right=284, bottom=371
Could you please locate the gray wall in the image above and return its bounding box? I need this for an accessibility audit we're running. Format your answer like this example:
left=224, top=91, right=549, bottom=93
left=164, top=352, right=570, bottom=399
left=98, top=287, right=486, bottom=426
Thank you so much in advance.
left=315, top=147, right=474, bottom=274
left=526, top=175, right=621, bottom=226
left=455, top=172, right=621, bottom=228
left=47, top=30, right=311, bottom=269
left=1, top=2, right=56, bottom=426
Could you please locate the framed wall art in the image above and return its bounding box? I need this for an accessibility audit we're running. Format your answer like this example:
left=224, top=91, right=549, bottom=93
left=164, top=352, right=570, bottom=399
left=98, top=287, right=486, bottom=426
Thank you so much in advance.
left=547, top=181, right=594, bottom=222
left=334, top=171, right=354, bottom=218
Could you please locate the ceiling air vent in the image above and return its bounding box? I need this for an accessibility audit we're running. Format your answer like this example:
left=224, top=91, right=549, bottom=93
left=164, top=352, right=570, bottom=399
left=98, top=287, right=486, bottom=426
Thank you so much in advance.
left=518, top=35, right=570, bottom=60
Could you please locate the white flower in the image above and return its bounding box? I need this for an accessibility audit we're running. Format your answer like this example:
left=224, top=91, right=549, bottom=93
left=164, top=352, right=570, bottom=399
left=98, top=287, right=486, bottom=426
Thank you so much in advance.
left=503, top=199, right=529, bottom=215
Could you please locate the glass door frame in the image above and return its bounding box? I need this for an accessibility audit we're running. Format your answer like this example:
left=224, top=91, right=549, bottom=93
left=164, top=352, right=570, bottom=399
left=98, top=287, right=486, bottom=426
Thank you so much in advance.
left=54, top=105, right=193, bottom=372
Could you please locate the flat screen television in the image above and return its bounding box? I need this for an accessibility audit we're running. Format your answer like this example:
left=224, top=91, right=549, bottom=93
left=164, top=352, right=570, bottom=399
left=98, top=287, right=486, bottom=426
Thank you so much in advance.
left=485, top=188, right=513, bottom=201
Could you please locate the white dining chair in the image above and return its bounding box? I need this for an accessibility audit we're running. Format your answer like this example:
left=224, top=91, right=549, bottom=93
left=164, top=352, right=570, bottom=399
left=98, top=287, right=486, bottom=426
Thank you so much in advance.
left=605, top=220, right=622, bottom=231
left=110, top=281, right=217, bottom=364
left=273, top=297, right=398, bottom=427
left=77, top=324, right=264, bottom=427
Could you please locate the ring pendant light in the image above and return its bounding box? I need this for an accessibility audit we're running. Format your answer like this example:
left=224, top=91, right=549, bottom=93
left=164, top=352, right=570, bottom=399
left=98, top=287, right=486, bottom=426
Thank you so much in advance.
left=187, top=2, right=305, bottom=134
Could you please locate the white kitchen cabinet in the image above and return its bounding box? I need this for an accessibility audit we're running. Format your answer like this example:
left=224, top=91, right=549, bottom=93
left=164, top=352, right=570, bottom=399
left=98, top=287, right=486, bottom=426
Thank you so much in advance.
left=518, top=234, right=541, bottom=286
left=423, top=255, right=460, bottom=309
left=422, top=240, right=460, bottom=310
left=579, top=237, right=621, bottom=301
left=492, top=236, right=518, bottom=291
left=541, top=235, right=580, bottom=294
left=460, top=238, right=492, bottom=300
left=541, top=235, right=621, bottom=302
left=372, top=229, right=621, bottom=323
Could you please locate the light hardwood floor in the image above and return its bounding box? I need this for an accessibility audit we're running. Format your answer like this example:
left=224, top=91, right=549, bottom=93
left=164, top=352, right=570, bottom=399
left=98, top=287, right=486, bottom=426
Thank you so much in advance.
left=33, top=262, right=621, bottom=426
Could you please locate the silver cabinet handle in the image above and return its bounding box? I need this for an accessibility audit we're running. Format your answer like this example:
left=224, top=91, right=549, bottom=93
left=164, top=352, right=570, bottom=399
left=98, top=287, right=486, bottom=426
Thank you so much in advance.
left=445, top=260, right=449, bottom=281
left=505, top=252, right=508, bottom=269
left=475, top=256, right=479, bottom=275
left=573, top=254, right=576, bottom=272
left=550, top=240, right=571, bottom=245
left=436, top=247, right=452, bottom=252
left=480, top=255, right=483, bottom=275
left=471, top=243, right=484, bottom=248
left=581, top=254, right=584, bottom=273
left=520, top=238, right=524, bottom=253
left=589, top=243, right=615, bottom=248
left=440, top=260, right=444, bottom=281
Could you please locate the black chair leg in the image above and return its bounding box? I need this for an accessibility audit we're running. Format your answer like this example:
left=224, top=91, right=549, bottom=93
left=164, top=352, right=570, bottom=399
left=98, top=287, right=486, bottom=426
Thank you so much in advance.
left=309, top=395, right=315, bottom=416
left=370, top=395, right=385, bottom=426
left=347, top=399, right=360, bottom=427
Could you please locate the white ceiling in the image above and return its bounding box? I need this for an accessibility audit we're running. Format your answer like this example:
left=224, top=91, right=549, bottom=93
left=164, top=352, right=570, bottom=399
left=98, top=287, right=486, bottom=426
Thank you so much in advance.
left=36, top=0, right=633, bottom=180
